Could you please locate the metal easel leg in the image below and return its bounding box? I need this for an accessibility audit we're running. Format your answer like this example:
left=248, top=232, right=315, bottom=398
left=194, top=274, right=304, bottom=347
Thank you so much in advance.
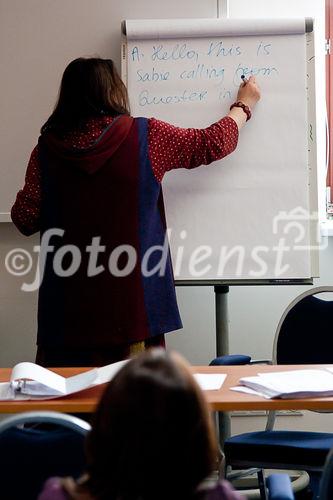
left=214, top=285, right=231, bottom=448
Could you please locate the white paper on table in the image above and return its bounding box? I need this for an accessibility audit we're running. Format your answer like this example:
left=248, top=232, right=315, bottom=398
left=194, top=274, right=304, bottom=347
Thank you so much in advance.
left=235, top=368, right=333, bottom=399
left=230, top=385, right=271, bottom=399
left=194, top=373, right=226, bottom=391
left=92, top=360, right=129, bottom=386
left=0, top=383, right=14, bottom=400
left=323, top=367, right=333, bottom=375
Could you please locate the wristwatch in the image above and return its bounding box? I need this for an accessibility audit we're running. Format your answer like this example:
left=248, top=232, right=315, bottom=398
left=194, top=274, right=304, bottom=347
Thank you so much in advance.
left=229, top=101, right=252, bottom=121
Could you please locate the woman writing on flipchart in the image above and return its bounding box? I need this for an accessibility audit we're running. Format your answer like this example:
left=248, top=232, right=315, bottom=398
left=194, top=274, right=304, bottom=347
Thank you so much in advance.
left=11, top=57, right=260, bottom=367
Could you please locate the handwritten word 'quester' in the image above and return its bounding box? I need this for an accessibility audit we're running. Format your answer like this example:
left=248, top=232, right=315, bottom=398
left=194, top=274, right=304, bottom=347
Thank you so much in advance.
left=139, top=89, right=208, bottom=106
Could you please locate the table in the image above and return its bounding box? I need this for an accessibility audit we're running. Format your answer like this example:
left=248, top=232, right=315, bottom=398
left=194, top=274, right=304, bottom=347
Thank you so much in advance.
left=1, top=364, right=333, bottom=414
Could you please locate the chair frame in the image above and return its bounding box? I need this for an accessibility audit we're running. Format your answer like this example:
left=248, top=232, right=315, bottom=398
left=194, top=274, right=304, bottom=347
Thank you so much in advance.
left=319, top=447, right=333, bottom=499
left=0, top=410, right=91, bottom=435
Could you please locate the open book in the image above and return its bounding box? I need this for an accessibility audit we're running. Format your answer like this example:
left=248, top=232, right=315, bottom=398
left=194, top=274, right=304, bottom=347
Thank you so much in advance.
left=0, top=362, right=226, bottom=401
left=231, top=368, right=333, bottom=399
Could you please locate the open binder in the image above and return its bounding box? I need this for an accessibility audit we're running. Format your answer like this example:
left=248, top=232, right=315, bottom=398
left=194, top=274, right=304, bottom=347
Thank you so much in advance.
left=0, top=361, right=226, bottom=400
left=0, top=361, right=128, bottom=400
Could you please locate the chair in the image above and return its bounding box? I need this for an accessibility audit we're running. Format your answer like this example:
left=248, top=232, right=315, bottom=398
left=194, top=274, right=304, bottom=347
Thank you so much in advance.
left=0, top=411, right=91, bottom=500
left=222, top=286, right=333, bottom=499
left=319, top=445, right=333, bottom=499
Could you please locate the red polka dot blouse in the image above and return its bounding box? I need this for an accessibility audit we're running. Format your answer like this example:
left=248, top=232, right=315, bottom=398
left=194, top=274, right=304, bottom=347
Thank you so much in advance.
left=11, top=115, right=238, bottom=236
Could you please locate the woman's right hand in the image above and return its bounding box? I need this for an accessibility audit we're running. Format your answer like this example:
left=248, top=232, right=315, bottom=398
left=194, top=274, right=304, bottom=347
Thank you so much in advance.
left=236, top=76, right=261, bottom=109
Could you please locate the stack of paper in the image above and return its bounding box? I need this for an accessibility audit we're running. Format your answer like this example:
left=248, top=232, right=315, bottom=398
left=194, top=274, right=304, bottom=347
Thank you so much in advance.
left=231, top=368, right=333, bottom=399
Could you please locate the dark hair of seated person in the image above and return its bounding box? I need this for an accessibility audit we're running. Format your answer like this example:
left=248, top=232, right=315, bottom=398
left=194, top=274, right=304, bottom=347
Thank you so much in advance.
left=64, top=349, right=218, bottom=500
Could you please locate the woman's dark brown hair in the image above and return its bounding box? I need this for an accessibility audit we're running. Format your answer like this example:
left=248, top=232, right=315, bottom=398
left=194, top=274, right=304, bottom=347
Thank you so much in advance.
left=81, top=349, right=217, bottom=500
left=41, top=57, right=130, bottom=134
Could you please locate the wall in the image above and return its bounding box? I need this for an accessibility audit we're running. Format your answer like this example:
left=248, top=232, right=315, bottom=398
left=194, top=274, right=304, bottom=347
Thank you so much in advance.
left=1, top=0, right=332, bottom=434
left=0, top=0, right=217, bottom=217
left=0, top=0, right=217, bottom=362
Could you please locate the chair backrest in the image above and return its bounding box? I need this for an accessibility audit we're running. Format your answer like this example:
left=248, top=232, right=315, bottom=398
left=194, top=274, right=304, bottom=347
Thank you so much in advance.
left=319, top=447, right=333, bottom=499
left=265, top=287, right=333, bottom=430
left=0, top=411, right=91, bottom=500
left=272, top=286, right=333, bottom=364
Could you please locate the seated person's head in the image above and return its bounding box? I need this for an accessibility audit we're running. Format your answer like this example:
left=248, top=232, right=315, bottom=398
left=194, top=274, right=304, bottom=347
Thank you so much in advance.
left=83, top=349, right=217, bottom=500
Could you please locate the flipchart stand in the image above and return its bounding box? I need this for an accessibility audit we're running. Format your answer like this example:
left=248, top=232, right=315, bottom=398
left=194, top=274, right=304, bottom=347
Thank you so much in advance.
left=177, top=279, right=313, bottom=448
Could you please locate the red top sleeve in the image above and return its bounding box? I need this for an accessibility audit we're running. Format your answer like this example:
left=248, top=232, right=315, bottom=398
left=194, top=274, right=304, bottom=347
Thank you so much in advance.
left=11, top=116, right=239, bottom=235
left=11, top=145, right=41, bottom=236
left=148, top=116, right=239, bottom=182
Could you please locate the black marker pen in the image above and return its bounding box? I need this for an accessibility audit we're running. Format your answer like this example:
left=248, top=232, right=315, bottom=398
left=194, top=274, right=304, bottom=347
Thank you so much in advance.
left=241, top=74, right=248, bottom=84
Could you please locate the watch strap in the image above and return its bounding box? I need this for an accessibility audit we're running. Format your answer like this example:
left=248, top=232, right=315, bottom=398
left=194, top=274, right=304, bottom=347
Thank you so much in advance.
left=229, top=101, right=252, bottom=121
